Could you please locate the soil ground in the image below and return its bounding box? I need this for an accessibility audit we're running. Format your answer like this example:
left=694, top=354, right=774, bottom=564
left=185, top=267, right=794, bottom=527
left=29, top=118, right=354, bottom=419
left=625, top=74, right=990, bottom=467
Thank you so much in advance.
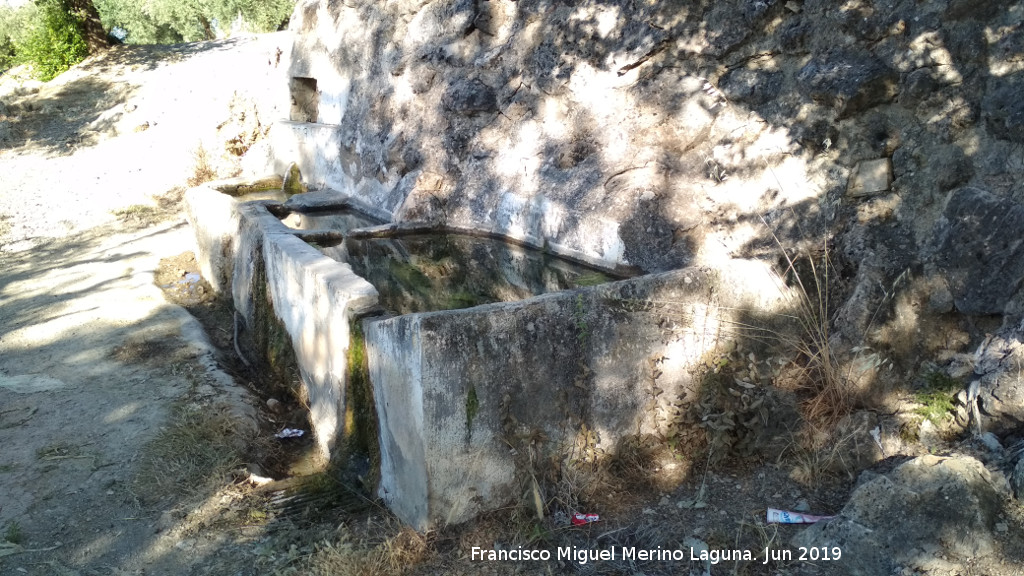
left=1, top=36, right=1023, bottom=576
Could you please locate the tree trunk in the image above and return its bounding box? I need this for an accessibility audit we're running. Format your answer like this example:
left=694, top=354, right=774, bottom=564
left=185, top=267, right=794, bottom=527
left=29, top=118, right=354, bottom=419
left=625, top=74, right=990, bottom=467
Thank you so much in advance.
left=66, top=0, right=109, bottom=54
left=199, top=16, right=215, bottom=41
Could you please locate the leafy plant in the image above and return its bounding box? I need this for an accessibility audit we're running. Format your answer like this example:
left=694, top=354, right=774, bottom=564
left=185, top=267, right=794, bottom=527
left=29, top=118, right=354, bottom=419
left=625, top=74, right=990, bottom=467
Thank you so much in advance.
left=4, top=521, right=23, bottom=544
left=95, top=0, right=293, bottom=44
left=15, top=0, right=89, bottom=81
left=913, top=369, right=961, bottom=426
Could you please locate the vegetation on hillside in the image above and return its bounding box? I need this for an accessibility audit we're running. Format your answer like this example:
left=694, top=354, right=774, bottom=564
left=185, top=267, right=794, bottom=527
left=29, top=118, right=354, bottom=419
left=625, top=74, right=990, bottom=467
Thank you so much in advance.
left=0, top=0, right=293, bottom=80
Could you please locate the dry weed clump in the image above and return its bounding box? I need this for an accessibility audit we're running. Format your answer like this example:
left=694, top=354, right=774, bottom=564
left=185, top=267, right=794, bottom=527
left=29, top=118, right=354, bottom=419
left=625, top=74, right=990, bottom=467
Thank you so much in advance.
left=305, top=521, right=429, bottom=576
left=776, top=247, right=856, bottom=428
left=784, top=427, right=862, bottom=486
left=187, top=143, right=217, bottom=187
left=132, top=401, right=245, bottom=503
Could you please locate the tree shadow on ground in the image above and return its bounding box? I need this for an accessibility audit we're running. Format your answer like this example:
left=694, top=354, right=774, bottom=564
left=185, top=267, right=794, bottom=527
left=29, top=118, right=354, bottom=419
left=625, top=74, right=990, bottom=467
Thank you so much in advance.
left=1, top=38, right=246, bottom=157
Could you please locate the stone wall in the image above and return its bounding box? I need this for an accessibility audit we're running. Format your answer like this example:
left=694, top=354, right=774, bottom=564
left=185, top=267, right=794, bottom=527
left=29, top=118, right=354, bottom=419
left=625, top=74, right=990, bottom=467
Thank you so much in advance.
left=276, top=0, right=1022, bottom=291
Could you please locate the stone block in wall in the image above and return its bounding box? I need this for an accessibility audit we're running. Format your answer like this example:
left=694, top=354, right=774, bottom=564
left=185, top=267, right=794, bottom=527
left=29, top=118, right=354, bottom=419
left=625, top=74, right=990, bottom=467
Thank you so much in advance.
left=928, top=187, right=1024, bottom=315
left=847, top=158, right=892, bottom=198
left=797, top=48, right=898, bottom=116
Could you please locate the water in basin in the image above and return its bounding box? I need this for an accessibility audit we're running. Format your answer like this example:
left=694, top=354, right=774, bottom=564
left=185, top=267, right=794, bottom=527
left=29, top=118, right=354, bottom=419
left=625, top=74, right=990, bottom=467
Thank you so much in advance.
left=315, top=233, right=618, bottom=315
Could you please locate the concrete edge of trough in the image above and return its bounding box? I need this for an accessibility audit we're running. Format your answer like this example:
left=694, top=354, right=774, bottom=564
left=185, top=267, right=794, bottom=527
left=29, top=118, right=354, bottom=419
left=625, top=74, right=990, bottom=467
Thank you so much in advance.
left=187, top=181, right=381, bottom=456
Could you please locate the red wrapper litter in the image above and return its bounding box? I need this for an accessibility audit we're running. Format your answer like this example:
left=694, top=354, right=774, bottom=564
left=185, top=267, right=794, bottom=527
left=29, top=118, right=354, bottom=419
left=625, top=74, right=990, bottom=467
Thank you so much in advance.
left=571, top=513, right=600, bottom=525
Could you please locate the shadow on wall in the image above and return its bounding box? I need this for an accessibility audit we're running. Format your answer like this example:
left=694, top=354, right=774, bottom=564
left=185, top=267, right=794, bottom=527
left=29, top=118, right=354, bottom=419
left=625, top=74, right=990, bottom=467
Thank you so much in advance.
left=280, top=0, right=1024, bottom=388
left=270, top=0, right=1024, bottom=559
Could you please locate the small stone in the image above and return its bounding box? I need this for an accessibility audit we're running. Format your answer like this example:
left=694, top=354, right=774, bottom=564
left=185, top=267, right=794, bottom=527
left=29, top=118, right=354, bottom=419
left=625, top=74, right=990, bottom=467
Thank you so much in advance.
left=980, top=432, right=1003, bottom=453
left=928, top=284, right=954, bottom=314
left=659, top=496, right=670, bottom=506
left=955, top=405, right=970, bottom=427
left=794, top=499, right=811, bottom=512
left=642, top=508, right=656, bottom=515
left=1011, top=459, right=1024, bottom=499
left=847, top=159, right=893, bottom=198
left=919, top=418, right=941, bottom=443
left=996, top=522, right=1009, bottom=533
left=785, top=1, right=801, bottom=13
left=266, top=398, right=284, bottom=413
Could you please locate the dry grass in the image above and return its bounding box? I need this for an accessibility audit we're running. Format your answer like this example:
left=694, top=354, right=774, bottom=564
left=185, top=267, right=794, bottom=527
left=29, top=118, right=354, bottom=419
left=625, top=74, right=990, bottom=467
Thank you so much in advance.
left=773, top=246, right=854, bottom=428
left=187, top=143, right=217, bottom=187
left=783, top=427, right=862, bottom=487
left=132, top=401, right=245, bottom=504
left=304, top=520, right=429, bottom=576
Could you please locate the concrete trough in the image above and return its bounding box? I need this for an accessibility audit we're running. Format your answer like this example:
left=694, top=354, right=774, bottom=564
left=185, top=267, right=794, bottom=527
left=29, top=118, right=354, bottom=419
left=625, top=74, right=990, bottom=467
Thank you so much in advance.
left=186, top=181, right=794, bottom=530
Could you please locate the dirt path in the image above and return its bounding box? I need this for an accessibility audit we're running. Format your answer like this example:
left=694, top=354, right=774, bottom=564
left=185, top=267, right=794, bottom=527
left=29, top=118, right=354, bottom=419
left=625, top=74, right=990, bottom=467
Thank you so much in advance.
left=0, top=36, right=286, bottom=575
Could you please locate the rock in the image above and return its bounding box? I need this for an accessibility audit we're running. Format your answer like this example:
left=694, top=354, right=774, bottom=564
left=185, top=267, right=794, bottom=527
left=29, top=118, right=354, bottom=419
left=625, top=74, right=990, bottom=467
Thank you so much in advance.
left=793, top=455, right=1008, bottom=575
left=846, top=158, right=892, bottom=198
left=720, top=68, right=783, bottom=105
left=980, top=432, right=1003, bottom=453
left=1012, top=459, right=1024, bottom=499
left=982, top=77, right=1024, bottom=143
left=918, top=418, right=942, bottom=445
left=931, top=144, right=973, bottom=191
left=443, top=78, right=498, bottom=115
left=797, top=48, right=898, bottom=116
left=928, top=187, right=1024, bottom=315
left=971, top=335, right=1024, bottom=434
left=927, top=280, right=955, bottom=314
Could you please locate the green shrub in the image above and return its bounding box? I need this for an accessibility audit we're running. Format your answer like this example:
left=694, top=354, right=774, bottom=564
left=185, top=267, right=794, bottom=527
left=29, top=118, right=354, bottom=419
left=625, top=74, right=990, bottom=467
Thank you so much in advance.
left=15, top=0, right=89, bottom=81
left=0, top=37, right=15, bottom=74
left=0, top=4, right=35, bottom=75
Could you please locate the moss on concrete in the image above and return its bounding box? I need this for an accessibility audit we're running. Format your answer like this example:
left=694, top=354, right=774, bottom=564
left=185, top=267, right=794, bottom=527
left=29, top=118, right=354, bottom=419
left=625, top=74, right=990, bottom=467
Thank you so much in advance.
left=342, top=319, right=381, bottom=493
left=248, top=255, right=303, bottom=402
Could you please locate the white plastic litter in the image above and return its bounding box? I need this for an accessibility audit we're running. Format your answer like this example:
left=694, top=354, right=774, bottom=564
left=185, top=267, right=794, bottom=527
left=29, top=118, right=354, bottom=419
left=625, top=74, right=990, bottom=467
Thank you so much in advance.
left=274, top=428, right=304, bottom=439
left=766, top=508, right=835, bottom=524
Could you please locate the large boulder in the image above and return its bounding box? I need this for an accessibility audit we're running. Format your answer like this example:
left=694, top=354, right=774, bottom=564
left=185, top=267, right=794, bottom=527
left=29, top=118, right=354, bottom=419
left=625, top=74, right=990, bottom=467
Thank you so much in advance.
left=794, top=455, right=1011, bottom=575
